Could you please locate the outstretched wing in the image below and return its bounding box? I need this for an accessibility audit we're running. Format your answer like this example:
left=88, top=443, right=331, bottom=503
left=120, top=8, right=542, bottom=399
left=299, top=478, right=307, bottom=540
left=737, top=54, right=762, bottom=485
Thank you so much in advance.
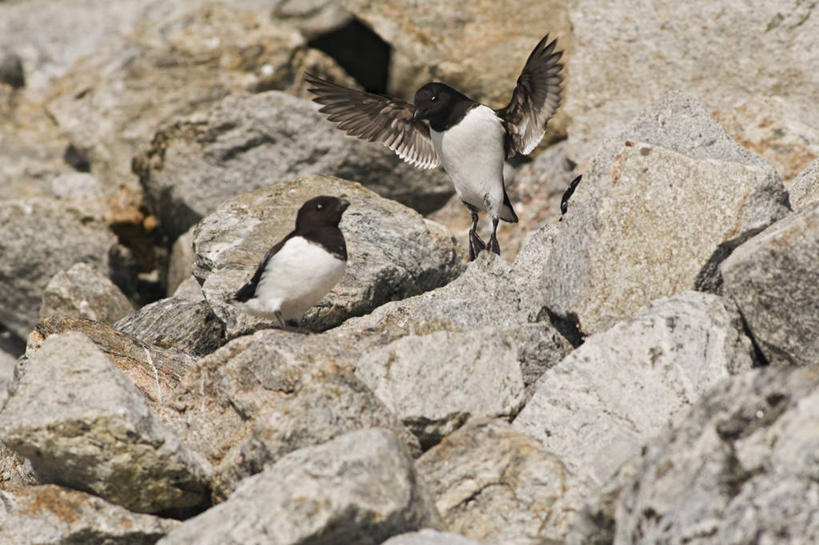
left=305, top=73, right=440, bottom=170
left=496, top=34, right=564, bottom=157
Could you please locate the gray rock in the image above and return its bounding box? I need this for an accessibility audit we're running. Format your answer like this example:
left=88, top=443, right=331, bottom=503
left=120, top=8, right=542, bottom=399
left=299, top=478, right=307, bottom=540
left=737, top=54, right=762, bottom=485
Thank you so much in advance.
left=789, top=157, right=819, bottom=211
left=540, top=91, right=789, bottom=334
left=27, top=316, right=195, bottom=412
left=564, top=0, right=819, bottom=182
left=115, top=296, right=225, bottom=357
left=514, top=291, right=755, bottom=486
left=157, top=429, right=441, bottom=545
left=135, top=91, right=453, bottom=242
left=416, top=418, right=592, bottom=545
left=1, top=332, right=210, bottom=514
left=381, top=530, right=484, bottom=545
left=0, top=198, right=117, bottom=339
left=39, top=262, right=134, bottom=323
left=193, top=175, right=462, bottom=337
left=161, top=328, right=420, bottom=501
left=271, top=0, right=353, bottom=37
left=172, top=276, right=204, bottom=301
left=356, top=328, right=527, bottom=448
left=45, top=1, right=351, bottom=205
left=0, top=441, right=41, bottom=490
left=0, top=484, right=178, bottom=545
left=613, top=365, right=819, bottom=545
left=721, top=201, right=819, bottom=366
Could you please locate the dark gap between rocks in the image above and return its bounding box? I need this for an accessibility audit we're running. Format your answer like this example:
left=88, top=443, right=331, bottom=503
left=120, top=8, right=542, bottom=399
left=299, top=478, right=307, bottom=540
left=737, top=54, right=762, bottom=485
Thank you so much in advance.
left=307, top=17, right=391, bottom=94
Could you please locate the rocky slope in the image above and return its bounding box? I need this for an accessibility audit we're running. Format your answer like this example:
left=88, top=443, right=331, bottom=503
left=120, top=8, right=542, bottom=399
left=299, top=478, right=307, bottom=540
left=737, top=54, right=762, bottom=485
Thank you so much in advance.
left=1, top=1, right=817, bottom=544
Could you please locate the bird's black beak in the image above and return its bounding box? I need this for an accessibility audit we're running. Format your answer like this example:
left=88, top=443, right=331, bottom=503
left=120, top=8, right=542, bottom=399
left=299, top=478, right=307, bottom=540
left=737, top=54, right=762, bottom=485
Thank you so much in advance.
left=413, top=108, right=425, bottom=121
left=338, top=199, right=350, bottom=213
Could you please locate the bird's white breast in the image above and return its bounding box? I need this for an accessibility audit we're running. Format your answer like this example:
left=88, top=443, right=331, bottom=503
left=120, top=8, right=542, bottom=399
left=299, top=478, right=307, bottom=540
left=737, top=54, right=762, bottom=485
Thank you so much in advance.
left=248, top=236, right=346, bottom=321
left=430, top=105, right=506, bottom=215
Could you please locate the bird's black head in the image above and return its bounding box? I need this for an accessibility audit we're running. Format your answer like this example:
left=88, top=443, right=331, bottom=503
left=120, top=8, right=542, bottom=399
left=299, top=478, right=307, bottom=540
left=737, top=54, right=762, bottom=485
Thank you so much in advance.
left=295, top=195, right=350, bottom=232
left=413, top=82, right=470, bottom=131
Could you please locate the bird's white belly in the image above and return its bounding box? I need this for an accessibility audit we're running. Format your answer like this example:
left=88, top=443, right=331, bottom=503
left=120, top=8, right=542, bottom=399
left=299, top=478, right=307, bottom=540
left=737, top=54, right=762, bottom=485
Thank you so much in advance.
left=430, top=105, right=506, bottom=214
left=249, top=237, right=346, bottom=321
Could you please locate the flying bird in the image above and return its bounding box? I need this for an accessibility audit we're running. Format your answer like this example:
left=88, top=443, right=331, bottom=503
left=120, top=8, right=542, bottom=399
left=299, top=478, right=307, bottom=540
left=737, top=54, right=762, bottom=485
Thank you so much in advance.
left=234, top=195, right=349, bottom=329
left=306, top=33, right=564, bottom=260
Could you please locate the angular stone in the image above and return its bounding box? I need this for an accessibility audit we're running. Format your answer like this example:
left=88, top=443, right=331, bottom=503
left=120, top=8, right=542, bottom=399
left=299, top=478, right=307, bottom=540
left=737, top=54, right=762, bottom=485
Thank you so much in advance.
left=0, top=484, right=178, bottom=545
left=192, top=175, right=462, bottom=337
left=565, top=0, right=819, bottom=181
left=135, top=91, right=454, bottom=242
left=0, top=198, right=117, bottom=339
left=540, top=92, right=789, bottom=334
left=721, top=202, right=819, bottom=366
left=27, top=316, right=194, bottom=411
left=789, top=157, right=819, bottom=211
left=613, top=365, right=819, bottom=544
left=356, top=328, right=527, bottom=448
left=417, top=418, right=592, bottom=545
left=157, top=429, right=441, bottom=545
left=514, top=291, right=755, bottom=486
left=382, top=530, right=483, bottom=545
left=162, top=328, right=420, bottom=501
left=39, top=262, right=134, bottom=323
left=115, top=297, right=225, bottom=357
left=1, top=332, right=210, bottom=514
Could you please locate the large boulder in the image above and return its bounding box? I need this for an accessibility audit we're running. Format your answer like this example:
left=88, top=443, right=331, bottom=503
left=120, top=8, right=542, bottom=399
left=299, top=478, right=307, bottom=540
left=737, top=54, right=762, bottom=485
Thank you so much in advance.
left=192, top=175, right=462, bottom=337
left=0, top=198, right=117, bottom=339
left=134, top=91, right=454, bottom=243
left=613, top=364, right=819, bottom=544
left=514, top=291, right=755, bottom=486
left=416, top=418, right=592, bottom=545
left=39, top=262, right=134, bottom=324
left=720, top=201, right=819, bottom=366
left=564, top=0, right=819, bottom=181
left=157, top=429, right=441, bottom=545
left=159, top=328, right=421, bottom=501
left=1, top=332, right=210, bottom=514
left=0, top=484, right=178, bottom=545
left=539, top=92, right=789, bottom=334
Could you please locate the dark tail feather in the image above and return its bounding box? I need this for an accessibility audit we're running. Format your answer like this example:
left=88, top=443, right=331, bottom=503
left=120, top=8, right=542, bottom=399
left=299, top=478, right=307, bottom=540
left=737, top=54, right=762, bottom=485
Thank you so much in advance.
left=501, top=186, right=519, bottom=223
left=233, top=281, right=255, bottom=302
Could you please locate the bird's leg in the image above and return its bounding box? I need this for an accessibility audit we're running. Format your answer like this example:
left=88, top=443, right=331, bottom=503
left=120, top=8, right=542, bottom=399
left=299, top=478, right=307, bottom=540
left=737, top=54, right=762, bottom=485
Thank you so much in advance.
left=488, top=216, right=501, bottom=255
left=274, top=310, right=287, bottom=329
left=466, top=204, right=486, bottom=261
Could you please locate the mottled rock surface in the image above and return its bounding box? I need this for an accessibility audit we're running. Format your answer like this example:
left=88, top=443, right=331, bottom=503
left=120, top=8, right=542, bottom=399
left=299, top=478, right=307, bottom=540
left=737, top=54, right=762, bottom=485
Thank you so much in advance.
left=0, top=441, right=41, bottom=491
left=514, top=291, right=755, bottom=485
left=157, top=429, right=441, bottom=545
left=161, top=329, right=420, bottom=501
left=193, top=175, right=462, bottom=337
left=0, top=198, right=117, bottom=339
left=565, top=0, right=819, bottom=179
left=789, top=157, right=819, bottom=211
left=540, top=92, right=789, bottom=334
left=1, top=332, right=209, bottom=514
left=135, top=91, right=453, bottom=242
left=39, top=262, right=134, bottom=323
left=115, top=296, right=225, bottom=357
left=721, top=201, right=819, bottom=367
left=0, top=484, right=178, bottom=545
left=417, top=418, right=591, bottom=545
left=613, top=365, right=819, bottom=545
left=356, top=329, right=527, bottom=447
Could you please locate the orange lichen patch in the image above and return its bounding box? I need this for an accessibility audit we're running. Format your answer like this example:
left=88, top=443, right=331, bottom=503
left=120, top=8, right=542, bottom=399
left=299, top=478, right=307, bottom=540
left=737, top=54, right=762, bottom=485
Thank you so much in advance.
left=19, top=486, right=84, bottom=525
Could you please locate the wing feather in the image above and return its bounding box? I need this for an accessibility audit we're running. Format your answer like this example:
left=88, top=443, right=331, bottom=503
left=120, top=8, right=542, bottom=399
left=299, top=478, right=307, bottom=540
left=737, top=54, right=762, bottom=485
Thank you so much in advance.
left=305, top=73, right=440, bottom=170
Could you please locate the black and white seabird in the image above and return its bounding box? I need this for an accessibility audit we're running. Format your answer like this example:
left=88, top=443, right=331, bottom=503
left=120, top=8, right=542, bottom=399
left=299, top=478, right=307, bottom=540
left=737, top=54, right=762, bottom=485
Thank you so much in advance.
left=233, top=196, right=350, bottom=328
left=306, top=34, right=564, bottom=260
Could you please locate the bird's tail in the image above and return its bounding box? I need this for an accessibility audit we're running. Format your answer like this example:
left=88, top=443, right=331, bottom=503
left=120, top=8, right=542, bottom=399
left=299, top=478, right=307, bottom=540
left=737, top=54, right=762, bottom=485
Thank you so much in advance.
left=500, top=186, right=518, bottom=223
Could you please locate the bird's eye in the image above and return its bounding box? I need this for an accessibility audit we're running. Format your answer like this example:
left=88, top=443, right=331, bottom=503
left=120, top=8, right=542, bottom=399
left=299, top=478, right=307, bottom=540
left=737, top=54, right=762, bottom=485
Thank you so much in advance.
left=431, top=95, right=437, bottom=102
left=316, top=203, right=323, bottom=210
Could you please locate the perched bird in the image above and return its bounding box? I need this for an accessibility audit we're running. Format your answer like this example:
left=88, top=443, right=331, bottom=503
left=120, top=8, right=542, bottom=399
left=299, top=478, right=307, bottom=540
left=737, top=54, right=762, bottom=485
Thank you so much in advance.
left=306, top=33, right=564, bottom=260
left=234, top=195, right=350, bottom=329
